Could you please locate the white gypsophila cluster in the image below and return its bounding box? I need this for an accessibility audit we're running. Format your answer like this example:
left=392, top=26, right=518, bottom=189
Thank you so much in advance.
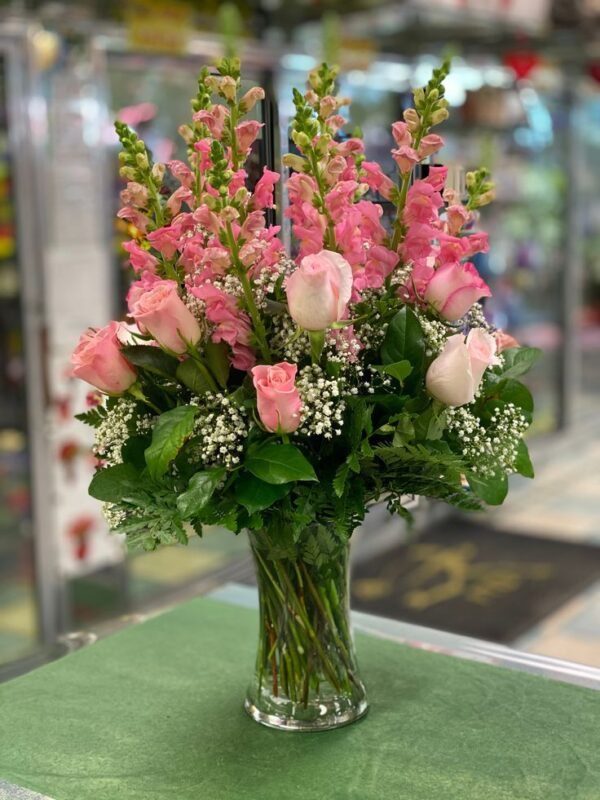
left=102, top=502, right=129, bottom=530
left=188, top=393, right=248, bottom=469
left=466, top=302, right=495, bottom=333
left=446, top=402, right=529, bottom=478
left=93, top=399, right=154, bottom=466
left=416, top=312, right=455, bottom=356
left=270, top=312, right=309, bottom=362
left=253, top=257, right=290, bottom=308
left=295, top=365, right=345, bottom=439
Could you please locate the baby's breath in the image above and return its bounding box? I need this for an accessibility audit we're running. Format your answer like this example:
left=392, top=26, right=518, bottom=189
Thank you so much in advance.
left=188, top=392, right=248, bottom=469
left=295, top=365, right=345, bottom=439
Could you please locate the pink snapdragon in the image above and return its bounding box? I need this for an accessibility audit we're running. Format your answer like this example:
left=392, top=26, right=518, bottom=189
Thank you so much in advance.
left=193, top=106, right=228, bottom=139
left=404, top=181, right=444, bottom=226
left=235, top=120, right=264, bottom=152
left=122, top=240, right=159, bottom=274
left=252, top=168, right=280, bottom=209
left=147, top=224, right=183, bottom=260
left=392, top=146, right=420, bottom=175
left=418, top=134, right=444, bottom=158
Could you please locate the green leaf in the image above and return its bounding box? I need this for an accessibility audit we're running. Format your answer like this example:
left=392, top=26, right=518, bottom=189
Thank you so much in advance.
left=234, top=473, right=291, bottom=513
left=496, top=379, right=534, bottom=416
left=245, top=443, right=318, bottom=485
left=121, top=345, right=179, bottom=377
left=145, top=405, right=199, bottom=481
left=175, top=358, right=213, bottom=394
left=467, top=471, right=508, bottom=505
left=347, top=452, right=360, bottom=473
left=177, top=468, right=225, bottom=519
left=75, top=406, right=107, bottom=428
left=499, top=347, right=541, bottom=379
left=121, top=435, right=152, bottom=471
left=380, top=307, right=426, bottom=383
left=89, top=463, right=142, bottom=503
left=373, top=360, right=413, bottom=384
left=514, top=439, right=534, bottom=478
left=204, top=340, right=230, bottom=388
left=333, top=463, right=350, bottom=498
left=414, top=404, right=447, bottom=441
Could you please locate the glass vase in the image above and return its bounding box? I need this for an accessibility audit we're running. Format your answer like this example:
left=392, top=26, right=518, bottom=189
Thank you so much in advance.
left=244, top=528, right=368, bottom=731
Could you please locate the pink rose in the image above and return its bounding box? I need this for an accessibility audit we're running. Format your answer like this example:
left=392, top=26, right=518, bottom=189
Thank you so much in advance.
left=424, top=261, right=492, bottom=321
left=130, top=279, right=201, bottom=354
left=426, top=329, right=499, bottom=407
left=71, top=322, right=136, bottom=395
left=251, top=362, right=302, bottom=434
left=285, top=250, right=353, bottom=331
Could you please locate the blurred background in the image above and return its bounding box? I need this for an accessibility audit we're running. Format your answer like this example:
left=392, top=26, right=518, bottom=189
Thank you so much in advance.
left=0, top=0, right=599, bottom=679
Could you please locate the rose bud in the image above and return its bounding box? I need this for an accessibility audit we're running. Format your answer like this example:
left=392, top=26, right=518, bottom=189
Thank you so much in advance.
left=285, top=250, right=353, bottom=331
left=424, top=261, right=491, bottom=322
left=252, top=362, right=302, bottom=434
left=426, top=329, right=500, bottom=407
left=71, top=322, right=137, bottom=395
left=129, top=279, right=201, bottom=354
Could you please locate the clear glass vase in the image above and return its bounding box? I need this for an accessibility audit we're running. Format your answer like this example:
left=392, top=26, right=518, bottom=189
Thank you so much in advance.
left=244, top=528, right=368, bottom=731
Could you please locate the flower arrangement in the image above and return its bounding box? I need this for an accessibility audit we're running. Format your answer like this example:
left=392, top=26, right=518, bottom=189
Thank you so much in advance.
left=72, top=57, right=539, bottom=730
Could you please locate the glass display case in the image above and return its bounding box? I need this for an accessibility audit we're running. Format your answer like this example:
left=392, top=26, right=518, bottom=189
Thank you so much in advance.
left=0, top=24, right=53, bottom=667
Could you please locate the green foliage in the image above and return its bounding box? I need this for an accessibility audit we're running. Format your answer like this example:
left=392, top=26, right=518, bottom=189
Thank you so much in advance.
left=176, top=358, right=214, bottom=395
left=234, top=473, right=292, bottom=514
left=467, top=470, right=508, bottom=506
left=89, top=463, right=143, bottom=503
left=245, top=443, right=318, bottom=485
left=120, top=345, right=178, bottom=378
left=380, top=307, right=426, bottom=386
left=497, top=347, right=542, bottom=379
left=145, top=405, right=199, bottom=481
left=514, top=439, right=535, bottom=479
left=75, top=406, right=107, bottom=428
left=177, top=468, right=225, bottom=519
left=204, top=341, right=230, bottom=388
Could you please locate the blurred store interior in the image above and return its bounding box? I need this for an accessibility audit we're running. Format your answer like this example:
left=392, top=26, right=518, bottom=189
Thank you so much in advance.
left=0, top=0, right=599, bottom=680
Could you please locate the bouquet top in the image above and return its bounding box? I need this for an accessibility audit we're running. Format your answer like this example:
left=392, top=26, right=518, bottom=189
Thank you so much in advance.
left=72, top=57, right=538, bottom=554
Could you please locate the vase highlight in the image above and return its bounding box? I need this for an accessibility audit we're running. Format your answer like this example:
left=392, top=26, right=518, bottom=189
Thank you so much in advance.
left=245, top=529, right=367, bottom=731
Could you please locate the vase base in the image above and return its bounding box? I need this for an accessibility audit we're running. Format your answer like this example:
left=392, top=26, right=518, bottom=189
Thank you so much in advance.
left=243, top=696, right=368, bottom=732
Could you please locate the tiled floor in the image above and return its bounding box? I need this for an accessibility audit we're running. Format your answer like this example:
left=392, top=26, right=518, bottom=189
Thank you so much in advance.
left=489, top=426, right=600, bottom=666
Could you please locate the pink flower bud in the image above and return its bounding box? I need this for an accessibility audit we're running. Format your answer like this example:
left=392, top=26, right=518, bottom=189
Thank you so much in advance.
left=426, top=329, right=499, bottom=407
left=251, top=362, right=302, bottom=434
left=424, top=261, right=492, bottom=321
left=71, top=322, right=136, bottom=395
left=285, top=250, right=353, bottom=331
left=129, top=279, right=201, bottom=354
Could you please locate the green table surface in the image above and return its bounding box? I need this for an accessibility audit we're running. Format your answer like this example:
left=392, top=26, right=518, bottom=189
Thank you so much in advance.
left=1, top=596, right=599, bottom=800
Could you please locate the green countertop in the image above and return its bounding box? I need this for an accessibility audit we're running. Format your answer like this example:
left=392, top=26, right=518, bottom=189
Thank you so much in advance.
left=1, top=596, right=599, bottom=800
